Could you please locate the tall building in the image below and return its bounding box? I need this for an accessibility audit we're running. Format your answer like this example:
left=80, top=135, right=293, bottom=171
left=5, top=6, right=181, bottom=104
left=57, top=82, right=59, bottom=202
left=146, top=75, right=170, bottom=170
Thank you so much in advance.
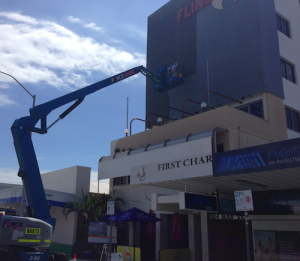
left=99, top=1, right=300, bottom=260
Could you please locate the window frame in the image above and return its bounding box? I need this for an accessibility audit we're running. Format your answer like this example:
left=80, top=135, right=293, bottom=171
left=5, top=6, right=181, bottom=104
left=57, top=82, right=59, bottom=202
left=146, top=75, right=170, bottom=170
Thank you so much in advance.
left=285, top=107, right=300, bottom=132
left=237, top=100, right=264, bottom=119
left=113, top=176, right=130, bottom=186
left=276, top=14, right=291, bottom=38
left=281, top=58, right=296, bottom=84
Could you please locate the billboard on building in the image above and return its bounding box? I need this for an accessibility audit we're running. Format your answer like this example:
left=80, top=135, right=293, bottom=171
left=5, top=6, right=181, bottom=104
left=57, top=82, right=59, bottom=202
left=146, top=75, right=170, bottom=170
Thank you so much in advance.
left=213, top=138, right=300, bottom=177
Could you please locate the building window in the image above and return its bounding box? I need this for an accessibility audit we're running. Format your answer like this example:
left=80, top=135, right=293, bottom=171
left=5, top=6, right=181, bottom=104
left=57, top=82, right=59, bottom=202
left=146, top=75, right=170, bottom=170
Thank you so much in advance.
left=113, top=176, right=130, bottom=186
left=285, top=108, right=300, bottom=132
left=237, top=100, right=264, bottom=119
left=276, top=14, right=290, bottom=37
left=281, top=59, right=296, bottom=83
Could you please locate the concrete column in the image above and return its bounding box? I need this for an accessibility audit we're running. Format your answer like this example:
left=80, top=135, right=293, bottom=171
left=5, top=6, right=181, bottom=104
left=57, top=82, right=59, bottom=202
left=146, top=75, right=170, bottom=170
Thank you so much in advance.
left=188, top=213, right=202, bottom=261
left=156, top=213, right=168, bottom=261
left=201, top=211, right=209, bottom=261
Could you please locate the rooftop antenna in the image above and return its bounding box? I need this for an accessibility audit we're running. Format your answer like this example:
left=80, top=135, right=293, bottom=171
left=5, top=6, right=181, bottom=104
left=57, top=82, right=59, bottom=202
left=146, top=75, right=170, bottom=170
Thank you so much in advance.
left=125, top=97, right=129, bottom=137
left=207, top=60, right=210, bottom=110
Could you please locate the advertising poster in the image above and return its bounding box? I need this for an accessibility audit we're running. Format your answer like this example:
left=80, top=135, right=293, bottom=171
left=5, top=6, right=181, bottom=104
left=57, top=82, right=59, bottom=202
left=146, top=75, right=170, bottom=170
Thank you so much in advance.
left=253, top=231, right=277, bottom=261
left=253, top=231, right=300, bottom=261
left=88, top=222, right=117, bottom=243
left=116, top=246, right=141, bottom=261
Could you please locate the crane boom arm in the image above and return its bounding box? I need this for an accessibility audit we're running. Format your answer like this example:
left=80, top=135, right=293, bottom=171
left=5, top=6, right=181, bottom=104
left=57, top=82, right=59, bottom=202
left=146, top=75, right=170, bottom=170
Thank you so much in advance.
left=11, top=65, right=160, bottom=229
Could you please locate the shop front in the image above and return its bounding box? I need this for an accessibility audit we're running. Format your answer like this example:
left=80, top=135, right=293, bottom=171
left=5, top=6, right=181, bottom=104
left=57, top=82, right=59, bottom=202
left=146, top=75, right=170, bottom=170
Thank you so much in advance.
left=213, top=138, right=300, bottom=261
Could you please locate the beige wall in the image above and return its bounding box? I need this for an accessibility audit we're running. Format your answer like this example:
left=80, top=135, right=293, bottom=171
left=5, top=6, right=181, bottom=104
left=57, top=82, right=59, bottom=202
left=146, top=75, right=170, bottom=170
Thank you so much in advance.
left=112, top=92, right=287, bottom=154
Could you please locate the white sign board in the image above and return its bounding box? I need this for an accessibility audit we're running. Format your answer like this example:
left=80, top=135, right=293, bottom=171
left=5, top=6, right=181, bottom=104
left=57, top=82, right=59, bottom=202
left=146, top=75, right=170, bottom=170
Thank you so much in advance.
left=107, top=201, right=115, bottom=215
left=234, top=190, right=254, bottom=211
left=110, top=253, right=123, bottom=261
left=99, top=136, right=213, bottom=183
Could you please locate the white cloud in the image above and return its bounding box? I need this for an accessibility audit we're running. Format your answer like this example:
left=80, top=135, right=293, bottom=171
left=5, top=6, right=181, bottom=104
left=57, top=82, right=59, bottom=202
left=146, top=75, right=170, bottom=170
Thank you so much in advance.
left=67, top=16, right=82, bottom=23
left=0, top=167, right=22, bottom=184
left=0, top=12, right=146, bottom=92
left=90, top=171, right=109, bottom=183
left=67, top=15, right=104, bottom=32
left=0, top=83, right=10, bottom=89
left=0, top=93, right=17, bottom=107
left=0, top=167, right=55, bottom=184
left=0, top=12, right=37, bottom=25
left=83, top=23, right=103, bottom=31
left=91, top=170, right=98, bottom=181
left=127, top=24, right=147, bottom=39
left=40, top=169, right=53, bottom=174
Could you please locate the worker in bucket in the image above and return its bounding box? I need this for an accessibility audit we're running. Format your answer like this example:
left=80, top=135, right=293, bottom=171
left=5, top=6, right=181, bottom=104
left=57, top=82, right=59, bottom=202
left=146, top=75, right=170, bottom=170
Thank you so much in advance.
left=172, top=62, right=178, bottom=77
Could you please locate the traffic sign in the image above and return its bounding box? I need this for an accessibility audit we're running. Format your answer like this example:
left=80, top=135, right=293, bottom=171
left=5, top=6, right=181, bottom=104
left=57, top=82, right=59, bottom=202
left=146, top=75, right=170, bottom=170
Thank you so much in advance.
left=234, top=190, right=254, bottom=211
left=107, top=201, right=115, bottom=215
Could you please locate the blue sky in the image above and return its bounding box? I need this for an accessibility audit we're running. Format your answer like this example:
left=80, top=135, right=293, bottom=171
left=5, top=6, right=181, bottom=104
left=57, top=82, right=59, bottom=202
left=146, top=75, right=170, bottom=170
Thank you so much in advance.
left=0, top=0, right=169, bottom=184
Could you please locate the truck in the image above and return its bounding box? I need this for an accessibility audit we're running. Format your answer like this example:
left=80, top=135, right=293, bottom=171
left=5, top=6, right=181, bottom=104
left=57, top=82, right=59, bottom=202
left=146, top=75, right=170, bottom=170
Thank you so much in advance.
left=0, top=65, right=184, bottom=261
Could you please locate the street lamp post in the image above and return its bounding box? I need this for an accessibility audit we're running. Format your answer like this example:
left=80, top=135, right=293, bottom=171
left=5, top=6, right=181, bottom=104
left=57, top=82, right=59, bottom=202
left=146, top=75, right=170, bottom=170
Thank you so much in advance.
left=0, top=71, right=36, bottom=107
left=0, top=71, right=36, bottom=217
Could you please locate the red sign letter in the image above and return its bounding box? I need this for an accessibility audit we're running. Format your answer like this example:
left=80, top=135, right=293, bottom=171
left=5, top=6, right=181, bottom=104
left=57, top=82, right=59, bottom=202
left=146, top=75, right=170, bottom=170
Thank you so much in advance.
left=195, top=0, right=204, bottom=12
left=178, top=8, right=184, bottom=23
left=184, top=6, right=192, bottom=19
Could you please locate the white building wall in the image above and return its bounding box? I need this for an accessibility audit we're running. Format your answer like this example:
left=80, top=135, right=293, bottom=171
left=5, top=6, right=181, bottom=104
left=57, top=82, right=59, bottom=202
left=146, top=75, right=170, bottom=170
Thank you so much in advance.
left=275, top=0, right=300, bottom=138
left=40, top=166, right=91, bottom=249
left=41, top=166, right=91, bottom=199
left=113, top=184, right=179, bottom=213
left=50, top=207, right=77, bottom=246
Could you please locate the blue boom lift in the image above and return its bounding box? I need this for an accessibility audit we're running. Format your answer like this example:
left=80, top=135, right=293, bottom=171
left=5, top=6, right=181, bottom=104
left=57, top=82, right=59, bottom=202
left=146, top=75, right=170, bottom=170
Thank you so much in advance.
left=0, top=65, right=184, bottom=261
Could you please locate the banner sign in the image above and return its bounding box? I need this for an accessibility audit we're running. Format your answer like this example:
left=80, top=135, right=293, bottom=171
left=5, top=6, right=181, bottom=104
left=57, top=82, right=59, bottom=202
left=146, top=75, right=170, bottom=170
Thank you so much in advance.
left=213, top=138, right=300, bottom=177
left=88, top=222, right=117, bottom=243
left=182, top=192, right=217, bottom=212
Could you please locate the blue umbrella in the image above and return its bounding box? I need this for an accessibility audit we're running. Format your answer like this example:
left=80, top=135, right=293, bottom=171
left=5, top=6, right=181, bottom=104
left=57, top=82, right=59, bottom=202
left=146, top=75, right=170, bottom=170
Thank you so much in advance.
left=114, top=207, right=161, bottom=261
left=115, top=207, right=161, bottom=222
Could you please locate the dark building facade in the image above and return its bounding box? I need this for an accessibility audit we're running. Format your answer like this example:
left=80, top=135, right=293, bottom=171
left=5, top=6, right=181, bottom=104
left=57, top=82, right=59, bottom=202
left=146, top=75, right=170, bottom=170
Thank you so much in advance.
left=146, top=0, right=283, bottom=123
